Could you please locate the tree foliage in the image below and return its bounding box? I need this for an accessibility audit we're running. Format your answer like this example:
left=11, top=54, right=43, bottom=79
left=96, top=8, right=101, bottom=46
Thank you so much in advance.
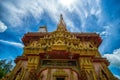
left=0, top=59, right=13, bottom=79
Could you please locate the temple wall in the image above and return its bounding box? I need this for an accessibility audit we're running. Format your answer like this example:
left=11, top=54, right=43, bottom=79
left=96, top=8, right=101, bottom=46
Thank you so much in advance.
left=93, top=62, right=101, bottom=76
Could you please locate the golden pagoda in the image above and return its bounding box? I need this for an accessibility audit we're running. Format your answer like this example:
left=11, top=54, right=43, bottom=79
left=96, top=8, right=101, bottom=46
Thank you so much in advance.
left=3, top=15, right=117, bottom=80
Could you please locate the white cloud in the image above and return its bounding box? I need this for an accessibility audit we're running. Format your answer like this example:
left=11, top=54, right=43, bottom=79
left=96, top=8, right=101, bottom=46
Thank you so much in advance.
left=58, top=0, right=77, bottom=11
left=0, top=21, right=7, bottom=32
left=100, top=25, right=112, bottom=37
left=1, top=0, right=102, bottom=32
left=114, top=75, right=120, bottom=80
left=0, top=40, right=24, bottom=48
left=103, top=48, right=120, bottom=68
left=103, top=48, right=120, bottom=79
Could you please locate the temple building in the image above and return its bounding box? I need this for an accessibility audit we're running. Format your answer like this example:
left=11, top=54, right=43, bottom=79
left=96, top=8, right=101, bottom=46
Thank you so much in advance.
left=3, top=15, right=117, bottom=80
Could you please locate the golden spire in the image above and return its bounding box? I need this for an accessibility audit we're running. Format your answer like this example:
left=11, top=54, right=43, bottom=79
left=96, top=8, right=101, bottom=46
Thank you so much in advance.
left=57, top=14, right=67, bottom=31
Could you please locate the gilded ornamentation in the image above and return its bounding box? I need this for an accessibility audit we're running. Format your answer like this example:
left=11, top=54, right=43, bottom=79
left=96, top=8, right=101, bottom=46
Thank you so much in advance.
left=53, top=69, right=68, bottom=77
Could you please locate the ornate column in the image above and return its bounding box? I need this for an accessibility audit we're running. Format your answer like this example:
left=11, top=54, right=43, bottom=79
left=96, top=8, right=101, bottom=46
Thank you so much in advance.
left=47, top=68, right=51, bottom=80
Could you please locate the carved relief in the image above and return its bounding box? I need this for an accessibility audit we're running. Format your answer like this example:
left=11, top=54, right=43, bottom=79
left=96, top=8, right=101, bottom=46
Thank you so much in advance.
left=53, top=69, right=68, bottom=80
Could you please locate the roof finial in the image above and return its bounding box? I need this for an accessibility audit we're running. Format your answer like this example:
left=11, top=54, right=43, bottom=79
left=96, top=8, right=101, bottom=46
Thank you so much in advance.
left=60, top=14, right=63, bottom=21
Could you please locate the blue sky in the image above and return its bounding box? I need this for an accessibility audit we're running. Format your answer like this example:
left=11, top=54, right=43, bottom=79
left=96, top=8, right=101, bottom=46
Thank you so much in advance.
left=0, top=0, right=120, bottom=79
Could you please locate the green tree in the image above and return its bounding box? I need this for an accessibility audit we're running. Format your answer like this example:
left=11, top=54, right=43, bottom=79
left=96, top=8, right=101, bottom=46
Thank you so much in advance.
left=0, top=68, right=6, bottom=78
left=0, top=59, right=13, bottom=79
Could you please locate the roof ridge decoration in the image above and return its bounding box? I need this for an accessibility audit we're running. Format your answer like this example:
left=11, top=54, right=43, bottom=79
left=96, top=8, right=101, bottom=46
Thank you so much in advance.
left=57, top=14, right=67, bottom=31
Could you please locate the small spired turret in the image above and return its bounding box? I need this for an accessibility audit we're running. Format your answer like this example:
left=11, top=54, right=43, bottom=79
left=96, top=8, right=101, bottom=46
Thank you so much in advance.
left=38, top=26, right=47, bottom=32
left=57, top=14, right=67, bottom=31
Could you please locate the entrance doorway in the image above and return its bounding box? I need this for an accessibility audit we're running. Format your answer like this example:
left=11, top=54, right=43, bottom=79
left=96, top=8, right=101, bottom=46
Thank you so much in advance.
left=56, top=77, right=65, bottom=80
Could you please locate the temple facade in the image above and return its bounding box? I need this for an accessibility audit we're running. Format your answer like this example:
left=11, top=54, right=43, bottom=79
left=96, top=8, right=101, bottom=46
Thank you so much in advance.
left=3, top=15, right=117, bottom=80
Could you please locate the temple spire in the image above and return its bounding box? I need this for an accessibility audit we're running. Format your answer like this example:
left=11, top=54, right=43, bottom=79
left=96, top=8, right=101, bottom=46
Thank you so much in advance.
left=57, top=14, right=67, bottom=31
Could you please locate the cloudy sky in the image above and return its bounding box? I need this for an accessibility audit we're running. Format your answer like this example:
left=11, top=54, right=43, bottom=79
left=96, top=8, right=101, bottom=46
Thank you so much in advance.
left=0, top=0, right=120, bottom=79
